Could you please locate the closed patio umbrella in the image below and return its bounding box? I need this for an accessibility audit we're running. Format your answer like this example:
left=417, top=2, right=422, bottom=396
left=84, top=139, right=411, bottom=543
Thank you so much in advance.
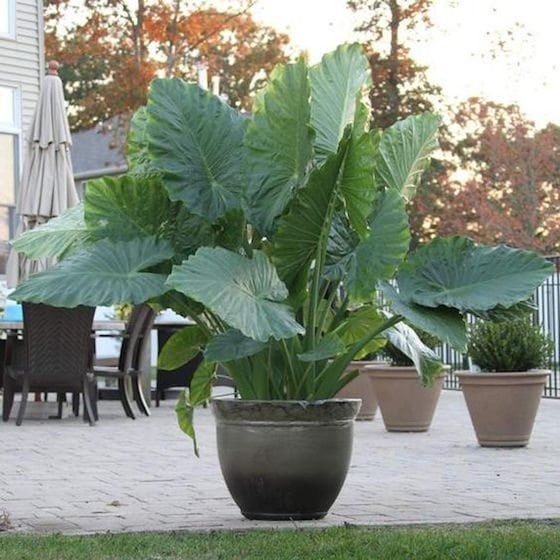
left=7, top=60, right=79, bottom=287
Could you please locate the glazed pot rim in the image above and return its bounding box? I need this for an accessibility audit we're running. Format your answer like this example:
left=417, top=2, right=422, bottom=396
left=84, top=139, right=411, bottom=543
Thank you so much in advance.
left=211, top=397, right=362, bottom=405
left=211, top=397, right=362, bottom=422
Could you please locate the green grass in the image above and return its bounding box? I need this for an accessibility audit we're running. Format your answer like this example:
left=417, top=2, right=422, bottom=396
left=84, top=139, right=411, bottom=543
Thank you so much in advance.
left=2, top=521, right=560, bottom=560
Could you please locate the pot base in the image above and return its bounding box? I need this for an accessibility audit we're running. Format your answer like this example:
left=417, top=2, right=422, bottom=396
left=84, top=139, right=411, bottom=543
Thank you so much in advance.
left=384, top=423, right=432, bottom=432
left=242, top=511, right=327, bottom=521
left=477, top=438, right=529, bottom=448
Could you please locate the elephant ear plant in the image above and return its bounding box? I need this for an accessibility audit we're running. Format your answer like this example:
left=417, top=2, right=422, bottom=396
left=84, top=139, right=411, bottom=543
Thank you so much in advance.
left=11, top=44, right=554, bottom=454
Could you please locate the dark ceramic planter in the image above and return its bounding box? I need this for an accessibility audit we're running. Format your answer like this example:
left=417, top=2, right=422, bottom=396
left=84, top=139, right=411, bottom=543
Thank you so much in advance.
left=212, top=398, right=360, bottom=521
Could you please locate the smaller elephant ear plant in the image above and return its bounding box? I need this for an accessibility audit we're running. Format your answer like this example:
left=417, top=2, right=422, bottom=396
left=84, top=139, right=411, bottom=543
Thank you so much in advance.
left=10, top=44, right=554, bottom=456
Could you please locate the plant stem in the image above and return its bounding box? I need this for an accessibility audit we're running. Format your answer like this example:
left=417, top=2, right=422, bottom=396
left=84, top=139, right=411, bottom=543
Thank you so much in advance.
left=331, top=292, right=350, bottom=330
left=311, top=314, right=404, bottom=399
left=202, top=311, right=223, bottom=334
left=280, top=338, right=298, bottom=398
left=317, top=281, right=340, bottom=335
left=179, top=303, right=213, bottom=339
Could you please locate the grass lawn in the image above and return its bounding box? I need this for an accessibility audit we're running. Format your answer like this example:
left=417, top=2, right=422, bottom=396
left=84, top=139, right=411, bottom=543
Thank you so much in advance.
left=2, top=521, right=560, bottom=559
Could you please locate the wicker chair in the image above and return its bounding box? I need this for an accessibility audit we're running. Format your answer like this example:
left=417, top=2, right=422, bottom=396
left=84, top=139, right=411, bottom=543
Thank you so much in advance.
left=92, top=303, right=156, bottom=419
left=2, top=303, right=96, bottom=426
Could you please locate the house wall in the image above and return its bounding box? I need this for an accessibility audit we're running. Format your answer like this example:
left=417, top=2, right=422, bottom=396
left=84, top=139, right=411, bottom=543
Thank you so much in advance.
left=0, top=0, right=43, bottom=274
left=0, top=0, right=44, bottom=135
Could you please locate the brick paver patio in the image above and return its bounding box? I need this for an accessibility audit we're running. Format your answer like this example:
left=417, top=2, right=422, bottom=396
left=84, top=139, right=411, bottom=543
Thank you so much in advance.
left=1, top=390, right=559, bottom=535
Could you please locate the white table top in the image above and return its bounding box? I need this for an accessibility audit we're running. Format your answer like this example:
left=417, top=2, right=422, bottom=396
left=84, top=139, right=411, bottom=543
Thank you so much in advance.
left=0, top=320, right=126, bottom=331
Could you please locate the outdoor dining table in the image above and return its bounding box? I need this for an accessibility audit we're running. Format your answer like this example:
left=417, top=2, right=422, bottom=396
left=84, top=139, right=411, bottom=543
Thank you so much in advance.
left=0, top=319, right=126, bottom=332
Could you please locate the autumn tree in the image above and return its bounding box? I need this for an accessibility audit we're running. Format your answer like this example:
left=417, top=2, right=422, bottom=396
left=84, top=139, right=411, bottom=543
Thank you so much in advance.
left=348, top=0, right=452, bottom=253
left=348, top=0, right=441, bottom=128
left=44, top=0, right=289, bottom=130
left=413, top=98, right=560, bottom=253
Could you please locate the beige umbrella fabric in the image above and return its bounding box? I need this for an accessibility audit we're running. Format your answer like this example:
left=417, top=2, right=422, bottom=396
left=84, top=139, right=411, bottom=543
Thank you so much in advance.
left=7, top=61, right=79, bottom=287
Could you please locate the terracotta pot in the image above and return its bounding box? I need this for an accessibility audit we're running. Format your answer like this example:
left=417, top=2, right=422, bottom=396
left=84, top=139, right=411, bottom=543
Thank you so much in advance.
left=212, top=398, right=360, bottom=520
left=365, top=365, right=445, bottom=432
left=457, top=370, right=549, bottom=447
left=336, top=360, right=382, bottom=420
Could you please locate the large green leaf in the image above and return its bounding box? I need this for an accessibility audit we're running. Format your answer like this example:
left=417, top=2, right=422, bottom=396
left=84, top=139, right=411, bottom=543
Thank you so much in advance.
left=164, top=202, right=217, bottom=262
left=375, top=113, right=441, bottom=200
left=205, top=330, right=267, bottom=363
left=147, top=78, right=246, bottom=221
left=158, top=325, right=208, bottom=370
left=127, top=106, right=155, bottom=176
left=323, top=211, right=359, bottom=283
left=334, top=306, right=387, bottom=359
left=384, top=321, right=443, bottom=384
left=244, top=59, right=314, bottom=236
left=397, top=236, right=555, bottom=314
left=86, top=172, right=227, bottom=263
left=339, top=103, right=378, bottom=238
left=324, top=189, right=410, bottom=299
left=350, top=189, right=410, bottom=299
left=273, top=133, right=350, bottom=287
left=477, top=301, right=537, bottom=322
left=167, top=248, right=304, bottom=342
left=85, top=175, right=170, bottom=241
left=213, top=208, right=246, bottom=252
left=11, top=237, right=174, bottom=307
left=11, top=204, right=91, bottom=259
left=151, top=289, right=205, bottom=318
left=310, top=43, right=370, bottom=163
left=175, top=390, right=197, bottom=454
left=176, top=359, right=216, bottom=457
left=297, top=333, right=345, bottom=362
left=188, top=359, right=216, bottom=405
left=380, top=282, right=467, bottom=351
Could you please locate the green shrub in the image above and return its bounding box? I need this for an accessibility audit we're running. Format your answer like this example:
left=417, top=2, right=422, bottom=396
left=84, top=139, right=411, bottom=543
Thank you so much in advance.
left=468, top=317, right=553, bottom=372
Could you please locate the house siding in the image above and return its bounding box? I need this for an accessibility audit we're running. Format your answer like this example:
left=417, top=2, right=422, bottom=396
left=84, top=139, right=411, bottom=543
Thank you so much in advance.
left=0, top=0, right=43, bottom=134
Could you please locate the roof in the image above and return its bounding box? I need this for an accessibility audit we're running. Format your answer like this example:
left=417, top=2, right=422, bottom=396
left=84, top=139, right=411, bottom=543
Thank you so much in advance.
left=70, top=116, right=127, bottom=176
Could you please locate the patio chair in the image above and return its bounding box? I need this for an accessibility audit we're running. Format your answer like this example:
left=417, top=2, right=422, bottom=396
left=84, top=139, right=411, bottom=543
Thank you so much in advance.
left=2, top=303, right=96, bottom=426
left=91, top=303, right=156, bottom=419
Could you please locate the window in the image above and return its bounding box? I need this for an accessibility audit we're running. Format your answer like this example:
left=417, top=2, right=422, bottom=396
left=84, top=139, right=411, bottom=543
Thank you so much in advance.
left=0, top=85, right=19, bottom=274
left=0, top=85, right=16, bottom=127
left=0, top=133, right=16, bottom=206
left=0, top=0, right=15, bottom=38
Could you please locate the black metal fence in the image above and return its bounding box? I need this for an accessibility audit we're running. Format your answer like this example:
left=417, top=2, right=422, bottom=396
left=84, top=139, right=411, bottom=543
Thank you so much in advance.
left=441, top=255, right=560, bottom=398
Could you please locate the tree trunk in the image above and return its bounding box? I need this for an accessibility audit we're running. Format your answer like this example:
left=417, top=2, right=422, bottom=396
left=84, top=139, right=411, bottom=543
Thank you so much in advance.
left=387, top=0, right=401, bottom=125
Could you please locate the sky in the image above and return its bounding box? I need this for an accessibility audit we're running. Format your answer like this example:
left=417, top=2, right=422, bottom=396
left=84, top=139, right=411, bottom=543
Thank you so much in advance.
left=252, top=0, right=560, bottom=127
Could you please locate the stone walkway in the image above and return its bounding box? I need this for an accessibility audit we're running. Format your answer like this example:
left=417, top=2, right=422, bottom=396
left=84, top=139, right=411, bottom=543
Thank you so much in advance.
left=1, top=390, right=559, bottom=535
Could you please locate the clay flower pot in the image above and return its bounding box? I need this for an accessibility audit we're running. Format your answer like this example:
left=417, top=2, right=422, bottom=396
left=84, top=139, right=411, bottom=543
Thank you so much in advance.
left=336, top=360, right=384, bottom=420
left=365, top=364, right=445, bottom=432
left=457, top=370, right=549, bottom=447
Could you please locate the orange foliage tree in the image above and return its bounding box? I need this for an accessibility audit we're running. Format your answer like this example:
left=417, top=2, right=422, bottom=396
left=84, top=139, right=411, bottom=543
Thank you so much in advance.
left=348, top=0, right=441, bottom=129
left=349, top=0, right=560, bottom=254
left=44, top=0, right=289, bottom=130
left=413, top=99, right=560, bottom=254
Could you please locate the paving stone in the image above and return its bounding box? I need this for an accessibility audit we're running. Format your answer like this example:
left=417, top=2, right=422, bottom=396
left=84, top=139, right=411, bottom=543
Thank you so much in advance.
left=1, top=391, right=560, bottom=534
